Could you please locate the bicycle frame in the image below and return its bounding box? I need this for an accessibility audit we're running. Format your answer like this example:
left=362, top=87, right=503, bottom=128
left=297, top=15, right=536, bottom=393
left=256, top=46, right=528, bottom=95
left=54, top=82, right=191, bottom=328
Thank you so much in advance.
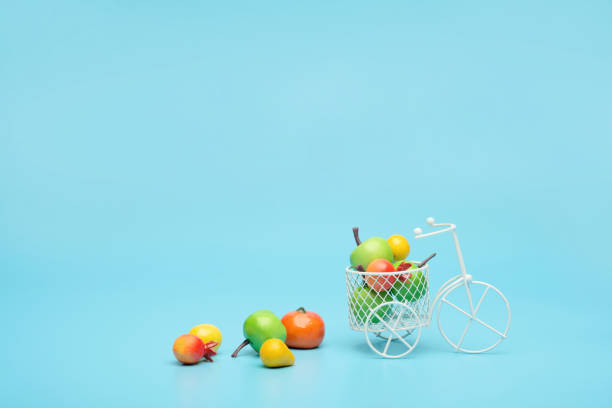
left=415, top=218, right=477, bottom=323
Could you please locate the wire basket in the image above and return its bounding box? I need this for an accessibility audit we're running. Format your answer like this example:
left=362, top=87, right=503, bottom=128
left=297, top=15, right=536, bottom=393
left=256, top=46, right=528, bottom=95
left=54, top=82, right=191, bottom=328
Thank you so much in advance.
left=345, top=262, right=431, bottom=332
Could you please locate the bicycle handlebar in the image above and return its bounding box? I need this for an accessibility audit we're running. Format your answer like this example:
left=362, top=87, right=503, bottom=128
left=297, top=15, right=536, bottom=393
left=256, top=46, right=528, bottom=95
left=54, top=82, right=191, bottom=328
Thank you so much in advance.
left=413, top=216, right=469, bottom=278
left=413, top=217, right=456, bottom=239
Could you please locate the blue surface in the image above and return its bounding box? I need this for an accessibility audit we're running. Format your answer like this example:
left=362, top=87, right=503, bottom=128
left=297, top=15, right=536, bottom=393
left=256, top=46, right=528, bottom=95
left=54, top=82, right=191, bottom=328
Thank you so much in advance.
left=2, top=1, right=611, bottom=407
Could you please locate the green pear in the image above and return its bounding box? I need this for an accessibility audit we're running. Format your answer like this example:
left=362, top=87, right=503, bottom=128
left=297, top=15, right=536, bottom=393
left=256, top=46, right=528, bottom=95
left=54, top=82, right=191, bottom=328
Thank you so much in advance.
left=391, top=262, right=428, bottom=303
left=350, top=237, right=393, bottom=270
left=350, top=286, right=393, bottom=324
left=231, top=310, right=287, bottom=357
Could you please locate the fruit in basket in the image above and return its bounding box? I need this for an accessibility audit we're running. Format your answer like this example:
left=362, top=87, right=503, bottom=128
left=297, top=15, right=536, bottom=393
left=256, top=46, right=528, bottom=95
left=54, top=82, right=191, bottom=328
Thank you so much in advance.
left=350, top=227, right=393, bottom=270
left=393, top=260, right=413, bottom=270
left=391, top=262, right=428, bottom=303
left=394, top=254, right=436, bottom=271
left=260, top=338, right=295, bottom=368
left=189, top=324, right=222, bottom=352
left=350, top=286, right=394, bottom=324
left=231, top=310, right=287, bottom=357
left=365, top=259, right=397, bottom=291
left=387, top=235, right=410, bottom=261
left=281, top=307, right=325, bottom=349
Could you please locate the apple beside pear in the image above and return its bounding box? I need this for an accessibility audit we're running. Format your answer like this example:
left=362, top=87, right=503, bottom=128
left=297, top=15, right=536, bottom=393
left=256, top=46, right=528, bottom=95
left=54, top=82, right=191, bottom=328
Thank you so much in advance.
left=390, top=261, right=428, bottom=303
left=350, top=286, right=393, bottom=324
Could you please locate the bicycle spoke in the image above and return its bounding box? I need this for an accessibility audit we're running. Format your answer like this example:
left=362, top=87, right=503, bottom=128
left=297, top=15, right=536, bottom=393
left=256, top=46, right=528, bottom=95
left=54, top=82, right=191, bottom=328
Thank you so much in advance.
left=463, top=281, right=475, bottom=314
left=382, top=312, right=403, bottom=354
left=455, top=319, right=472, bottom=351
left=442, top=298, right=472, bottom=319
left=392, top=311, right=403, bottom=329
left=396, top=333, right=414, bottom=351
left=472, top=316, right=507, bottom=338
left=453, top=286, right=491, bottom=350
left=383, top=332, right=394, bottom=354
left=378, top=317, right=402, bottom=339
left=379, top=319, right=413, bottom=350
left=474, top=286, right=489, bottom=315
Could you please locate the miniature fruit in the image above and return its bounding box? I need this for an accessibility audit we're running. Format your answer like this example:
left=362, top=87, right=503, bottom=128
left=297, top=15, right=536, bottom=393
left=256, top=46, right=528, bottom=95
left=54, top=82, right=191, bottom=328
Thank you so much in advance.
left=391, top=261, right=428, bottom=302
left=189, top=324, right=222, bottom=352
left=365, top=259, right=396, bottom=291
left=350, top=286, right=393, bottom=324
left=388, top=235, right=410, bottom=261
left=393, top=260, right=413, bottom=270
left=350, top=227, right=393, bottom=270
left=393, top=253, right=435, bottom=271
left=231, top=310, right=287, bottom=357
left=172, top=334, right=205, bottom=365
left=281, top=307, right=325, bottom=349
left=259, top=338, right=295, bottom=368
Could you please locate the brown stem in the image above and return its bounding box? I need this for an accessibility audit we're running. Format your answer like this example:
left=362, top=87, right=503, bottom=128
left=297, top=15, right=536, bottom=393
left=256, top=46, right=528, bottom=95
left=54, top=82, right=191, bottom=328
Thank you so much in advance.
left=419, top=253, right=437, bottom=267
left=296, top=307, right=306, bottom=313
left=231, top=339, right=250, bottom=358
left=352, top=227, right=361, bottom=246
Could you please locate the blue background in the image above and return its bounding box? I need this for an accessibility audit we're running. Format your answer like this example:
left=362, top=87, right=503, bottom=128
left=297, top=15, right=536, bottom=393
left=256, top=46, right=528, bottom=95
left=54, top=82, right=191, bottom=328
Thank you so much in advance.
left=2, top=1, right=611, bottom=406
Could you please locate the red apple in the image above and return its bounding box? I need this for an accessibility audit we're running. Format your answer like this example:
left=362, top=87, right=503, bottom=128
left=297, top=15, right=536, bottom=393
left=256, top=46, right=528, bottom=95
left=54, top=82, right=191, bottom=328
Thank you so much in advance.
left=365, top=259, right=396, bottom=291
left=173, top=334, right=205, bottom=364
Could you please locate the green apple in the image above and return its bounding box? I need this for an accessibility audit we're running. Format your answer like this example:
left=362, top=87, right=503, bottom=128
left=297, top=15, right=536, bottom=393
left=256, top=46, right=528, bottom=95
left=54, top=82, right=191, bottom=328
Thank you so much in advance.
left=391, top=261, right=428, bottom=303
left=350, top=237, right=393, bottom=270
left=350, top=286, right=393, bottom=324
left=231, top=310, right=287, bottom=357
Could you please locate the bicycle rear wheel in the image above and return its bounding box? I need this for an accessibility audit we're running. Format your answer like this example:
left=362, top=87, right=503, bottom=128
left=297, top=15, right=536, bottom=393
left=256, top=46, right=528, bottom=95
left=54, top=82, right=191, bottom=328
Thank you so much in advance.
left=365, top=301, right=422, bottom=358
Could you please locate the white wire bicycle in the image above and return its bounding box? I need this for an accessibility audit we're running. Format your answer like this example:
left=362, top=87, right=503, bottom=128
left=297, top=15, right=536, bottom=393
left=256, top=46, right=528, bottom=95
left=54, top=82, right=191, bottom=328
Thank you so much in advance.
left=345, top=217, right=511, bottom=358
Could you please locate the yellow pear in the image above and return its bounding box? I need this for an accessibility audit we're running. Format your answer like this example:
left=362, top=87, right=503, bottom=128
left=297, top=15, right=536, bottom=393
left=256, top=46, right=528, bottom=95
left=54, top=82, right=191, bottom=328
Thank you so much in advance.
left=259, top=338, right=295, bottom=368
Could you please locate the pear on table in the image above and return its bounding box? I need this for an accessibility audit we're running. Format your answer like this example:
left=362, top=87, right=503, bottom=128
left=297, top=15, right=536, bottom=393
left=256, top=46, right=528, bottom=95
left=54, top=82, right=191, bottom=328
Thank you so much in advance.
left=259, top=338, right=295, bottom=368
left=232, top=310, right=287, bottom=357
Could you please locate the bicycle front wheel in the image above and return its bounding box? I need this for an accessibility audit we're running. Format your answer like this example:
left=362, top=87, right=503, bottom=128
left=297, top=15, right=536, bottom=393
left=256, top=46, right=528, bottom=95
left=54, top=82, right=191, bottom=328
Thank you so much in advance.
left=437, top=280, right=511, bottom=353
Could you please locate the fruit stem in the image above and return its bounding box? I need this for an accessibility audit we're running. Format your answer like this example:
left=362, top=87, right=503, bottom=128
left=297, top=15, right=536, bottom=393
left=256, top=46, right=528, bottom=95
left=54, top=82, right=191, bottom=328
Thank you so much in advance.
left=419, top=252, right=437, bottom=267
left=203, top=341, right=218, bottom=362
left=296, top=307, right=306, bottom=313
left=352, top=227, right=361, bottom=246
left=231, top=339, right=250, bottom=358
